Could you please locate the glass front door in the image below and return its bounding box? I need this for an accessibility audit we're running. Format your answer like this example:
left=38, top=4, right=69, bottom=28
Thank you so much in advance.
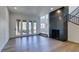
left=33, top=22, right=37, bottom=34
left=16, top=20, right=21, bottom=36
left=22, top=21, right=27, bottom=35
left=16, top=20, right=37, bottom=36
left=29, top=21, right=32, bottom=34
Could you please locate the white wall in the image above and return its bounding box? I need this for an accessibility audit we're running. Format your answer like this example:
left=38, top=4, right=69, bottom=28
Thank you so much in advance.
left=68, top=22, right=79, bottom=43
left=68, top=6, right=79, bottom=43
left=9, top=13, right=40, bottom=38
left=40, top=14, right=49, bottom=36
left=0, top=7, right=9, bottom=51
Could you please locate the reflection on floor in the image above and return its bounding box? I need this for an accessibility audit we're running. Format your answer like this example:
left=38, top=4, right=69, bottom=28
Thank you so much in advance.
left=2, top=35, right=79, bottom=52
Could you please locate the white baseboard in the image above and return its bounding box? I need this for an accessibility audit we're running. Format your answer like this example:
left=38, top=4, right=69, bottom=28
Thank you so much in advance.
left=9, top=34, right=39, bottom=39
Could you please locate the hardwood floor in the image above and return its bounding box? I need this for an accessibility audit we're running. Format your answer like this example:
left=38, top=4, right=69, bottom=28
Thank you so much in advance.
left=2, top=35, right=79, bottom=52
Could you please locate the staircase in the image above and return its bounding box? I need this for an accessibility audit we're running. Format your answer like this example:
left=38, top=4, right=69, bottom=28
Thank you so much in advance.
left=68, top=7, right=79, bottom=43
left=68, top=7, right=79, bottom=25
left=69, top=14, right=79, bottom=25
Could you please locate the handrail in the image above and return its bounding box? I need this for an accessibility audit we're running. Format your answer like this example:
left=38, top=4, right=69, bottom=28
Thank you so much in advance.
left=70, top=7, right=79, bottom=15
left=67, top=14, right=79, bottom=25
left=69, top=20, right=79, bottom=26
left=69, top=14, right=79, bottom=18
left=65, top=7, right=79, bottom=26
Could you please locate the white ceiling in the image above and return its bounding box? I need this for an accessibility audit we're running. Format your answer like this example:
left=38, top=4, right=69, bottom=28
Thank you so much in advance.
left=8, top=6, right=62, bottom=17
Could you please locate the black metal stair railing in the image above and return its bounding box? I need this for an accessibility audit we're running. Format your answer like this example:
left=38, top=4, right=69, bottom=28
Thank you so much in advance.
left=70, top=7, right=79, bottom=16
left=66, top=7, right=79, bottom=25
left=68, top=14, right=79, bottom=25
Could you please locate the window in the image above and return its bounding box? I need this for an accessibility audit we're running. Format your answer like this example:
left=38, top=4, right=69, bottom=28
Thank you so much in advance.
left=33, top=22, right=37, bottom=34
left=40, top=16, right=45, bottom=19
left=46, top=14, right=48, bottom=19
left=16, top=20, right=27, bottom=35
left=16, top=20, right=21, bottom=35
left=22, top=21, right=27, bottom=35
left=19, top=21, right=21, bottom=32
left=29, top=21, right=32, bottom=34
left=41, top=23, right=45, bottom=29
left=16, top=20, right=21, bottom=32
left=22, top=21, right=27, bottom=31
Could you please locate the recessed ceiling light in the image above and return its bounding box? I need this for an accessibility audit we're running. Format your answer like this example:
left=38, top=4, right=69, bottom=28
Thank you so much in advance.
left=50, top=8, right=53, bottom=10
left=14, top=7, right=17, bottom=10
left=57, top=10, right=61, bottom=13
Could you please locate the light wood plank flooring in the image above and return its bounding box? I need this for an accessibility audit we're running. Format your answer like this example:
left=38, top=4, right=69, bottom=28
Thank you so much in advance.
left=2, top=35, right=79, bottom=52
